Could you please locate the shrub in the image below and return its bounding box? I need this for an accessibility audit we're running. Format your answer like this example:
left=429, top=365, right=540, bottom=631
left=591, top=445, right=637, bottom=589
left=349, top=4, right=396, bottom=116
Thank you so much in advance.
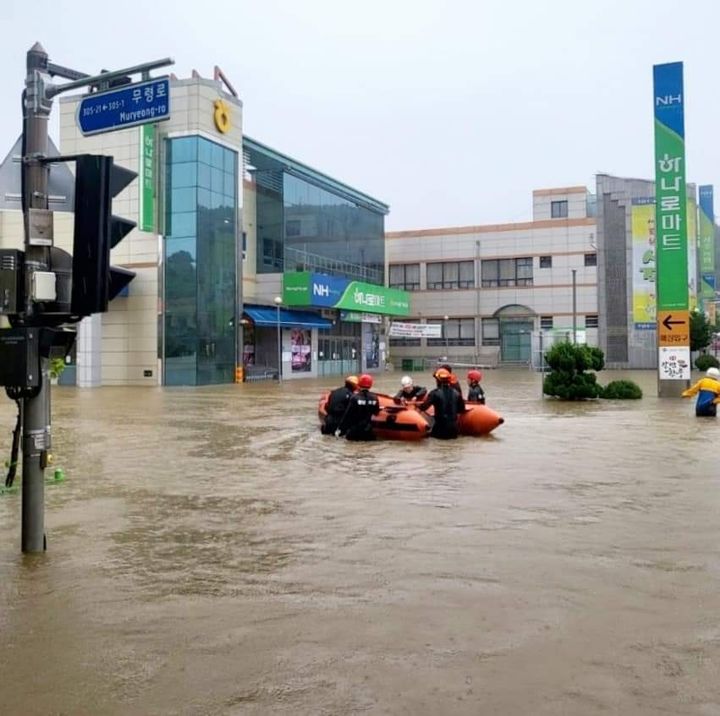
left=543, top=342, right=604, bottom=400
left=601, top=380, right=643, bottom=400
left=694, top=353, right=720, bottom=371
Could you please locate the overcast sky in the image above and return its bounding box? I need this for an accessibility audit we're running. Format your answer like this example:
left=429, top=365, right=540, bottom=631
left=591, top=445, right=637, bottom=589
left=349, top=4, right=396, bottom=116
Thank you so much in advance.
left=2, top=0, right=720, bottom=230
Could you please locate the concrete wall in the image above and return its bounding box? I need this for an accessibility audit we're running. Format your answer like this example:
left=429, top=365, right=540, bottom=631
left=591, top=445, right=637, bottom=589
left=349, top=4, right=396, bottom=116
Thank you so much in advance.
left=58, top=77, right=243, bottom=385
left=385, top=198, right=598, bottom=364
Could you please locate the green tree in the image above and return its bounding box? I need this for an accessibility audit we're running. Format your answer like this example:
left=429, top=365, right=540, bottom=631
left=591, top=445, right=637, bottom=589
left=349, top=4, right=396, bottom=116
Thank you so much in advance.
left=690, top=309, right=712, bottom=352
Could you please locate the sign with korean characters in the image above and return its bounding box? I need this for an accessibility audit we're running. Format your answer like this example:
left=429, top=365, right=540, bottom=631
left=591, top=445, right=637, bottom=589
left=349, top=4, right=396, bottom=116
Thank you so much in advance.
left=139, top=124, right=155, bottom=232
left=699, top=185, right=715, bottom=301
left=657, top=310, right=689, bottom=346
left=654, top=62, right=689, bottom=380
left=77, top=77, right=170, bottom=136
left=283, top=272, right=411, bottom=316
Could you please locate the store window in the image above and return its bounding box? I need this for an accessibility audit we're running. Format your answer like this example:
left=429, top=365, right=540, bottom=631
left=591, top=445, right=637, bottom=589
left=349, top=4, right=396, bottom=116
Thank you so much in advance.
left=427, top=318, right=475, bottom=347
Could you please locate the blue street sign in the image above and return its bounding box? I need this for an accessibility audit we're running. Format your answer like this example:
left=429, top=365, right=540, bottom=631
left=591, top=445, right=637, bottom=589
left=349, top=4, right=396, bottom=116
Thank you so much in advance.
left=77, top=77, right=170, bottom=136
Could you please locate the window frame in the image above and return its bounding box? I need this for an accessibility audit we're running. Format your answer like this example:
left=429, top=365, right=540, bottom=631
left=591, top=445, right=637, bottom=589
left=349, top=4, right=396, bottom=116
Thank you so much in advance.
left=551, top=200, right=568, bottom=218
left=481, top=257, right=534, bottom=287
left=388, top=263, right=421, bottom=291
left=426, top=260, right=475, bottom=290
left=540, top=315, right=554, bottom=330
left=539, top=255, right=552, bottom=269
left=584, top=253, right=597, bottom=267
left=427, top=317, right=476, bottom=347
left=585, top=314, right=599, bottom=328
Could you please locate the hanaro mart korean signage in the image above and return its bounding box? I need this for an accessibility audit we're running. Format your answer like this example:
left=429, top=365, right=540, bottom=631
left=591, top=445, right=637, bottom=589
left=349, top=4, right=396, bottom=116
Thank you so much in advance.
left=283, top=271, right=410, bottom=316
left=698, top=185, right=715, bottom=304
left=139, top=124, right=156, bottom=231
left=653, top=61, right=690, bottom=382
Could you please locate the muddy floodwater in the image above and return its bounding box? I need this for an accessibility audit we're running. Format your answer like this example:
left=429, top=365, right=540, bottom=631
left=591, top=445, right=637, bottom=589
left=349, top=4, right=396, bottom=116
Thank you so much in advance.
left=1, top=369, right=719, bottom=715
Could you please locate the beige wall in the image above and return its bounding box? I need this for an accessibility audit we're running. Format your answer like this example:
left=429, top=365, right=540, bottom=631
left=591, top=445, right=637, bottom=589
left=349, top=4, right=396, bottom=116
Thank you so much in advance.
left=57, top=77, right=243, bottom=385
left=386, top=195, right=599, bottom=362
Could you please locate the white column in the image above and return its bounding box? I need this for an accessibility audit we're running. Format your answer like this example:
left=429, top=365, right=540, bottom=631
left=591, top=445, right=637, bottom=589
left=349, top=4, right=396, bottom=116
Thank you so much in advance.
left=76, top=314, right=103, bottom=388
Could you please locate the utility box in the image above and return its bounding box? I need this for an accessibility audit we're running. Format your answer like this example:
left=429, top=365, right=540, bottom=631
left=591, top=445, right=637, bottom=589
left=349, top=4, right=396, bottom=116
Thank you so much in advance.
left=0, top=328, right=40, bottom=388
left=0, top=249, right=24, bottom=315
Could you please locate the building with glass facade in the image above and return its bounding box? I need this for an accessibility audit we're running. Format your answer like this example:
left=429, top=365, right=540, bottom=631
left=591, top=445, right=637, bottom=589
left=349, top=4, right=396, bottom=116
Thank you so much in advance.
left=0, top=71, right=401, bottom=387
left=241, top=138, right=404, bottom=381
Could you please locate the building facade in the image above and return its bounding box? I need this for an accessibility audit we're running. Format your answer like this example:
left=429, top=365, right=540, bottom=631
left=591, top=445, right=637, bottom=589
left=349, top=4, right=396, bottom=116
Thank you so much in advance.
left=0, top=71, right=401, bottom=386
left=385, top=186, right=599, bottom=368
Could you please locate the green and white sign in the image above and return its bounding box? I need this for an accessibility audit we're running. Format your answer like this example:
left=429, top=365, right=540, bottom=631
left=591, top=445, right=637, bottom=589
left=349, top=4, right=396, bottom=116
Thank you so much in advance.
left=139, top=124, right=155, bottom=232
left=653, top=62, right=688, bottom=312
left=283, top=271, right=410, bottom=316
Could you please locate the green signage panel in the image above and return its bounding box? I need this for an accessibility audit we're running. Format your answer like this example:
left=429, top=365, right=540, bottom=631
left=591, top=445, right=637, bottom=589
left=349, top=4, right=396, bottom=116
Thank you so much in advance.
left=653, top=62, right=688, bottom=312
left=282, top=271, right=410, bottom=316
left=139, top=123, right=155, bottom=232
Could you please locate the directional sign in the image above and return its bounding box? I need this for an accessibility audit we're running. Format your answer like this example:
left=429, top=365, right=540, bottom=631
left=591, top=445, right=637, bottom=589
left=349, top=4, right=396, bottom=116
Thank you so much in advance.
left=658, top=309, right=689, bottom=346
left=77, top=77, right=170, bottom=136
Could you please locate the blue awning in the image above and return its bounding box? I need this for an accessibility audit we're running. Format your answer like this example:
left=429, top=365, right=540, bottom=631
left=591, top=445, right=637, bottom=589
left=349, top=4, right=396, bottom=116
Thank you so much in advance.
left=243, top=305, right=332, bottom=329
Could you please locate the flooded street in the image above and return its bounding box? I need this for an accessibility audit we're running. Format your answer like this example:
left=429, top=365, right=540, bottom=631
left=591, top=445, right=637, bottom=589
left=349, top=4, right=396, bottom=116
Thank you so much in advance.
left=1, top=369, right=719, bottom=715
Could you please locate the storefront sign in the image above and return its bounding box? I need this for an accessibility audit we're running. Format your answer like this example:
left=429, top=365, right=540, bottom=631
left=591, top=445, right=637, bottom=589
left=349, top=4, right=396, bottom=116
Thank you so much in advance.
left=340, top=311, right=383, bottom=324
left=654, top=61, right=689, bottom=379
left=139, top=123, right=155, bottom=231
left=389, top=321, right=442, bottom=338
left=283, top=272, right=410, bottom=316
left=699, top=185, right=715, bottom=301
left=631, top=199, right=656, bottom=329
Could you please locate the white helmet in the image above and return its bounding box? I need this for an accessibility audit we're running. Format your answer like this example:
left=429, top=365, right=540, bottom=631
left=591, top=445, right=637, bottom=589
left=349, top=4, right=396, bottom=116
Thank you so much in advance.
left=707, top=367, right=720, bottom=378
left=400, top=375, right=413, bottom=387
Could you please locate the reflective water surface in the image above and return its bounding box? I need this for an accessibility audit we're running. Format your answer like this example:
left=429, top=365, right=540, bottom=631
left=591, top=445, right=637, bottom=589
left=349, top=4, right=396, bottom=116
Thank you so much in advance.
left=1, top=369, right=719, bottom=715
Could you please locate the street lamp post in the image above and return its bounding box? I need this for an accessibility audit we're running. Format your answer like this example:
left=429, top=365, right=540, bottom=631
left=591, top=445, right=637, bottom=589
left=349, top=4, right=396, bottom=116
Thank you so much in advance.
left=444, top=314, right=450, bottom=360
left=571, top=269, right=577, bottom=344
left=274, top=296, right=283, bottom=382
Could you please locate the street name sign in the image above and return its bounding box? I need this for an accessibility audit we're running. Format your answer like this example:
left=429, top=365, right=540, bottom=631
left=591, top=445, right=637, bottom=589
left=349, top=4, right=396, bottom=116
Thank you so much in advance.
left=77, top=77, right=170, bottom=136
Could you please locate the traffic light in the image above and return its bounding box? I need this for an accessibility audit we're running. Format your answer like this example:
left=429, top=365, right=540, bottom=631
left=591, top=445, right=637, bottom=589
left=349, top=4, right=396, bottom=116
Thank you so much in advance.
left=71, top=154, right=136, bottom=317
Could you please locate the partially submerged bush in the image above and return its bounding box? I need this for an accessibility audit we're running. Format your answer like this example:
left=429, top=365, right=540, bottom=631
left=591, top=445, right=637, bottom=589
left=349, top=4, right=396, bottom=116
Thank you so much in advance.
left=543, top=342, right=604, bottom=400
left=694, top=353, right=720, bottom=372
left=601, top=380, right=643, bottom=400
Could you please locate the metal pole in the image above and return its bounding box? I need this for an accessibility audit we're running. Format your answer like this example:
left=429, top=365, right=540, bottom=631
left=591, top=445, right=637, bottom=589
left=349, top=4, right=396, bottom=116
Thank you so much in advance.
left=22, top=43, right=52, bottom=553
left=276, top=304, right=282, bottom=382
left=444, top=314, right=449, bottom=360
left=572, top=268, right=577, bottom=344
left=539, top=329, right=544, bottom=398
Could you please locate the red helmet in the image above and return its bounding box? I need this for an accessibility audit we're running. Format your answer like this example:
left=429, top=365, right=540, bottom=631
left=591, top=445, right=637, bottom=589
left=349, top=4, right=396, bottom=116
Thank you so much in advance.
left=468, top=370, right=482, bottom=382
left=435, top=368, right=451, bottom=382
left=358, top=374, right=373, bottom=389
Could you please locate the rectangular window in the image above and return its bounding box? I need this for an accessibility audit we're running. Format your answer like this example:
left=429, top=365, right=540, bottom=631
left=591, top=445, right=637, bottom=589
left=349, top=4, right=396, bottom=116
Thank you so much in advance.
left=540, top=315, right=554, bottom=330
left=539, top=255, right=552, bottom=268
left=426, top=261, right=474, bottom=290
left=585, top=314, right=599, bottom=328
left=584, top=253, right=597, bottom=267
left=389, top=263, right=420, bottom=291
left=551, top=200, right=568, bottom=218
left=481, top=257, right=534, bottom=287
left=427, top=318, right=475, bottom=347
left=481, top=318, right=500, bottom=346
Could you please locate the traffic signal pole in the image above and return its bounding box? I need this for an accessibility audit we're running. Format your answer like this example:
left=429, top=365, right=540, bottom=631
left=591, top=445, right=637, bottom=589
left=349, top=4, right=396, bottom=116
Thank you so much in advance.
left=21, top=43, right=52, bottom=552
left=4, top=44, right=173, bottom=553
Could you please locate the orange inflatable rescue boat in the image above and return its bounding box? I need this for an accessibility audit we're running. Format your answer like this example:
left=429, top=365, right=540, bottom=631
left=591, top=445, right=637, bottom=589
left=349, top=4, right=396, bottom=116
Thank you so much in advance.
left=318, top=392, right=431, bottom=441
left=318, top=391, right=504, bottom=440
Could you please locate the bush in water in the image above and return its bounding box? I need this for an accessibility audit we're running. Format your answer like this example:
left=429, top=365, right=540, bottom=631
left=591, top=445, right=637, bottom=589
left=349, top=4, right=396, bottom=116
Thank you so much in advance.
left=601, top=380, right=643, bottom=400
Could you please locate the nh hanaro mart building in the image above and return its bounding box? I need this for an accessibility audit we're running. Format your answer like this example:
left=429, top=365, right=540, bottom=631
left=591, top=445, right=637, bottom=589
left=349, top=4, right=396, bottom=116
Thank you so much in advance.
left=0, top=70, right=408, bottom=386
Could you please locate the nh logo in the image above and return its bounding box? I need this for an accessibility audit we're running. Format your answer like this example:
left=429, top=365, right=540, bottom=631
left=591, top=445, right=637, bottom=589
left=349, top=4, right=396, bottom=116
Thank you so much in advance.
left=313, top=282, right=330, bottom=297
left=656, top=94, right=682, bottom=106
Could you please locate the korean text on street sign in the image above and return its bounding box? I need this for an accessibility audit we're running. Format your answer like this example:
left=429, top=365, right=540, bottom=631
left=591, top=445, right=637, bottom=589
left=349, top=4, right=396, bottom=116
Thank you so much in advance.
left=657, top=310, right=689, bottom=346
left=77, top=77, right=170, bottom=136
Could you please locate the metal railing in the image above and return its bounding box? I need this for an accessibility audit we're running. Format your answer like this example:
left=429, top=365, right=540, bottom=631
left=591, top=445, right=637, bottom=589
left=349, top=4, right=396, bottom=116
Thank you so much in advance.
left=284, top=246, right=382, bottom=284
